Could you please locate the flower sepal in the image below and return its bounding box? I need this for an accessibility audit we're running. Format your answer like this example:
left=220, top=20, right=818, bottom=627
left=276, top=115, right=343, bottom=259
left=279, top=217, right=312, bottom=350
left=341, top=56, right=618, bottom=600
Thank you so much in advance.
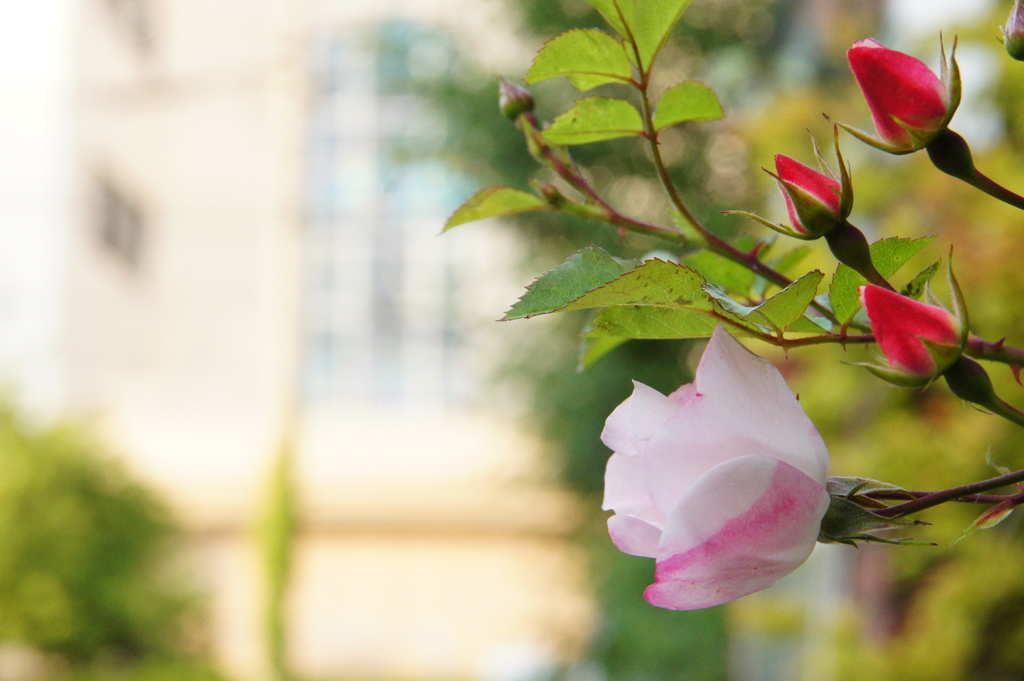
left=822, top=127, right=855, bottom=220
left=721, top=210, right=819, bottom=240
left=850, top=358, right=937, bottom=389
left=831, top=117, right=929, bottom=156
left=818, top=477, right=930, bottom=546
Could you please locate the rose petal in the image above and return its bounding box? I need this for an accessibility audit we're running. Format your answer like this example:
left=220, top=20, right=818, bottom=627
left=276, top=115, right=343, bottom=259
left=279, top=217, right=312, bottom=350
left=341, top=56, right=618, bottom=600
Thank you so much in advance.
left=644, top=328, right=829, bottom=514
left=848, top=40, right=948, bottom=147
left=667, top=382, right=697, bottom=406
left=775, top=155, right=840, bottom=215
left=644, top=456, right=829, bottom=610
left=608, top=514, right=662, bottom=559
left=603, top=453, right=664, bottom=526
left=860, top=284, right=960, bottom=376
left=601, top=381, right=684, bottom=458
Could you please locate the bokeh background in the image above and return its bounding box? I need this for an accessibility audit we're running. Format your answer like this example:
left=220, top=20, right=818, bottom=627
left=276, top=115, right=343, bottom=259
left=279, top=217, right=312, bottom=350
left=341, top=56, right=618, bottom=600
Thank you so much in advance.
left=0, top=1, right=1022, bottom=680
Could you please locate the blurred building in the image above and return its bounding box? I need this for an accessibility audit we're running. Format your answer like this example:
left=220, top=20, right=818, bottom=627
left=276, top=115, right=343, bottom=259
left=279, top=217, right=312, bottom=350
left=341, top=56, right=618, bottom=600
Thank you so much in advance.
left=0, top=0, right=590, bottom=679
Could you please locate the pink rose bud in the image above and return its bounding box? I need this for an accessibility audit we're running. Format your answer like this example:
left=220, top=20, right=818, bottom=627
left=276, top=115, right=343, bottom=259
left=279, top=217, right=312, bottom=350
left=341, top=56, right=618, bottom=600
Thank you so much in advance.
left=1003, top=0, right=1024, bottom=61
left=498, top=76, right=534, bottom=120
left=859, top=284, right=964, bottom=384
left=843, top=39, right=959, bottom=153
left=729, top=129, right=853, bottom=241
left=774, top=154, right=843, bottom=237
left=600, top=327, right=830, bottom=610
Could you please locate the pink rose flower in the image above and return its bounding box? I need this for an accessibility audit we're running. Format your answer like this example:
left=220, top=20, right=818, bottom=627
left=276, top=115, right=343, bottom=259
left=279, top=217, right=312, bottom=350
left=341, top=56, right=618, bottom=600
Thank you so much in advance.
left=601, top=327, right=831, bottom=610
left=844, top=39, right=958, bottom=153
left=774, top=154, right=842, bottom=237
left=859, top=284, right=963, bottom=380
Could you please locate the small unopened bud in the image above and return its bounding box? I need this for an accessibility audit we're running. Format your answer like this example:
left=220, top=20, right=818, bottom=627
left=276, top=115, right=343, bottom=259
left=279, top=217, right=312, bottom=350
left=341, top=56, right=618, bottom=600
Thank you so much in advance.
left=825, top=223, right=890, bottom=289
left=498, top=76, right=534, bottom=120
left=1003, top=0, right=1024, bottom=61
left=771, top=154, right=844, bottom=238
left=533, top=182, right=563, bottom=204
left=944, top=356, right=999, bottom=407
left=925, top=128, right=978, bottom=182
left=818, top=477, right=922, bottom=546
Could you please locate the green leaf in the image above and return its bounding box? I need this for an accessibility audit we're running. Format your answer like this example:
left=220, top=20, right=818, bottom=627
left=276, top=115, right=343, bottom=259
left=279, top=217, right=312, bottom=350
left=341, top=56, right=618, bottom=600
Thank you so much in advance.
left=755, top=271, right=825, bottom=331
left=632, top=0, right=694, bottom=72
left=581, top=0, right=630, bottom=41
left=578, top=335, right=629, bottom=370
left=653, top=81, right=723, bottom=131
left=504, top=247, right=637, bottom=320
left=570, top=260, right=761, bottom=339
left=588, top=306, right=722, bottom=338
left=559, top=258, right=713, bottom=313
left=902, top=260, right=941, bottom=300
left=580, top=0, right=693, bottom=73
left=787, top=315, right=833, bottom=334
left=753, top=245, right=814, bottom=298
left=770, top=246, right=813, bottom=275
left=527, top=29, right=633, bottom=91
left=830, top=237, right=934, bottom=323
left=952, top=500, right=1016, bottom=545
left=683, top=250, right=755, bottom=295
left=829, top=267, right=866, bottom=324
left=511, top=257, right=764, bottom=341
left=543, top=97, right=644, bottom=145
left=444, top=187, right=549, bottom=230
left=701, top=286, right=760, bottom=320
left=704, top=271, right=823, bottom=334
left=870, top=236, right=935, bottom=278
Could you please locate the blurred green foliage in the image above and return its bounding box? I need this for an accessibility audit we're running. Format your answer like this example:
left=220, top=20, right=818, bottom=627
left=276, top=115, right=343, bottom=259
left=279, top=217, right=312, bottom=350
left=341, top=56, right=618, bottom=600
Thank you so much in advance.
left=0, top=407, right=209, bottom=669
left=258, top=441, right=298, bottom=681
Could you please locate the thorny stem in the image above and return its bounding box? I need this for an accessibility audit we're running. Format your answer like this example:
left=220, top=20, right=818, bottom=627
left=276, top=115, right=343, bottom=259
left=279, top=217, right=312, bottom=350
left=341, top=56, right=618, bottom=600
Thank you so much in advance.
left=866, top=489, right=1022, bottom=506
left=874, top=466, right=1024, bottom=519
left=966, top=335, right=1024, bottom=370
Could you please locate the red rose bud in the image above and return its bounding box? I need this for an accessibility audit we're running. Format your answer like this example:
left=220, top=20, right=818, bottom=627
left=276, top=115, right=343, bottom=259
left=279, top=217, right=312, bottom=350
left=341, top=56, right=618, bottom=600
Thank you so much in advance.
left=774, top=155, right=843, bottom=237
left=728, top=129, right=853, bottom=240
left=498, top=76, right=534, bottom=120
left=841, top=38, right=960, bottom=154
left=859, top=285, right=964, bottom=386
left=1003, top=0, right=1024, bottom=61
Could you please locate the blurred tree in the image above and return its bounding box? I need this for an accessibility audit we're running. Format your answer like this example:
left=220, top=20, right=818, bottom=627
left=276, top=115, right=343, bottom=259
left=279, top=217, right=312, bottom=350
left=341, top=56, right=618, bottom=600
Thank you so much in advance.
left=0, top=407, right=204, bottom=668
